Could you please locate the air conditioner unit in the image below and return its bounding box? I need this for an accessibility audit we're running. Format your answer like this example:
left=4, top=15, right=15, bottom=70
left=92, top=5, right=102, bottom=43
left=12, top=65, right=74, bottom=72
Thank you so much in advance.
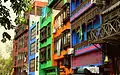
left=52, top=28, right=56, bottom=34
left=91, top=0, right=96, bottom=3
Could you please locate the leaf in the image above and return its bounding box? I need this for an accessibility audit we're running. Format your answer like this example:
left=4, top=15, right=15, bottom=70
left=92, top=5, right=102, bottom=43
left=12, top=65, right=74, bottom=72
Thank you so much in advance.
left=2, top=32, right=11, bottom=40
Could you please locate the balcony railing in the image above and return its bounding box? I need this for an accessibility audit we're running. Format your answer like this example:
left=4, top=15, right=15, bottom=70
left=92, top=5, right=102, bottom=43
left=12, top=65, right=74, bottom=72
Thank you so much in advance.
left=71, top=6, right=100, bottom=30
left=71, top=0, right=90, bottom=17
left=87, top=15, right=120, bottom=44
left=14, top=24, right=28, bottom=39
left=102, top=0, right=120, bottom=11
left=54, top=3, right=70, bottom=30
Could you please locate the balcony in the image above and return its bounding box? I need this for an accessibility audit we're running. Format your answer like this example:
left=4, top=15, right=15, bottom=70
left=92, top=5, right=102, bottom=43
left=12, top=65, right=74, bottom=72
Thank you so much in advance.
left=54, top=3, right=70, bottom=30
left=71, top=6, right=100, bottom=30
left=14, top=24, right=28, bottom=40
left=87, top=14, right=120, bottom=44
left=71, top=0, right=91, bottom=17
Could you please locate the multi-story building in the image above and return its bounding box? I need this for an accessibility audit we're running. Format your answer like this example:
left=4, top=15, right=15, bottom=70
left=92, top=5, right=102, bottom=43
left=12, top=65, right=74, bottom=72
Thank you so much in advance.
left=70, top=0, right=103, bottom=74
left=88, top=0, right=120, bottom=74
left=28, top=1, right=47, bottom=75
left=48, top=0, right=72, bottom=75
left=13, top=14, right=29, bottom=75
left=39, top=6, right=58, bottom=75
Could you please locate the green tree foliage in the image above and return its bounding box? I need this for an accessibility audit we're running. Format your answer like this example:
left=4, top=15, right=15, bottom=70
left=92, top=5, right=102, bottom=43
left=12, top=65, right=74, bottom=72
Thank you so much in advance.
left=0, top=57, right=12, bottom=75
left=0, top=0, right=32, bottom=43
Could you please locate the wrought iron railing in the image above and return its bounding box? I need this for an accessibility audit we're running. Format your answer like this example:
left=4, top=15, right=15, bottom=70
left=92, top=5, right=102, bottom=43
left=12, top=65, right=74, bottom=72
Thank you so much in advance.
left=14, top=24, right=28, bottom=39
left=87, top=15, right=120, bottom=43
left=73, top=14, right=120, bottom=50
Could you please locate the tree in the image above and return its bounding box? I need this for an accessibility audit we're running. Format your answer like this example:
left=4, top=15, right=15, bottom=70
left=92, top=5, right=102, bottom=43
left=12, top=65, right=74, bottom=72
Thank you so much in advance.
left=0, top=41, right=13, bottom=75
left=0, top=0, right=32, bottom=43
left=0, top=57, right=12, bottom=75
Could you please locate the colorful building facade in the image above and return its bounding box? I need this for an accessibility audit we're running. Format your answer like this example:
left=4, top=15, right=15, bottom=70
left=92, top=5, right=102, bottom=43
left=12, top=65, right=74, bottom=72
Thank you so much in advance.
left=39, top=6, right=58, bottom=75
left=12, top=0, right=120, bottom=75
left=28, top=1, right=47, bottom=75
left=13, top=20, right=28, bottom=75
left=70, top=0, right=103, bottom=74
left=49, top=0, right=72, bottom=75
left=87, top=0, right=120, bottom=74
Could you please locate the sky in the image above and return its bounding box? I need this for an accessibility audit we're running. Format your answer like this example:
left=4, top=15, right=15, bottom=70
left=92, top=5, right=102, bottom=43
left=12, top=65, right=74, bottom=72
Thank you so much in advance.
left=0, top=0, right=16, bottom=59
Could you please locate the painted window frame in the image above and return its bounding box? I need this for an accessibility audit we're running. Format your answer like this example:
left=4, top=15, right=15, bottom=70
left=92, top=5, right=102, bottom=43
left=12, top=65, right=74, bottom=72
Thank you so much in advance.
left=46, top=45, right=51, bottom=60
left=36, top=57, right=38, bottom=71
left=30, top=59, right=35, bottom=72
left=31, top=26, right=36, bottom=40
left=47, top=22, right=51, bottom=37
left=30, top=42, right=36, bottom=55
left=40, top=27, right=47, bottom=42
left=40, top=47, right=46, bottom=63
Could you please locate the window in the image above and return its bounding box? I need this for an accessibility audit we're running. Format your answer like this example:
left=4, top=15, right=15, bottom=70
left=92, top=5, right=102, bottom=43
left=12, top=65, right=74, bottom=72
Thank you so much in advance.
left=36, top=39, right=39, bottom=52
left=15, top=43, right=17, bottom=52
left=40, top=47, right=46, bottom=63
left=55, top=12, right=63, bottom=29
left=54, top=38, right=62, bottom=56
left=31, top=26, right=36, bottom=40
left=47, top=45, right=51, bottom=60
left=30, top=59, right=35, bottom=72
left=36, top=57, right=38, bottom=71
left=63, top=55, right=71, bottom=68
left=62, top=31, right=70, bottom=48
left=24, top=35, right=28, bottom=47
left=63, top=4, right=70, bottom=22
left=30, top=42, right=35, bottom=55
left=17, top=53, right=23, bottom=64
left=71, top=0, right=85, bottom=11
left=18, top=36, right=24, bottom=49
left=40, top=27, right=47, bottom=42
left=47, top=23, right=51, bottom=37
left=37, top=22, right=39, bottom=35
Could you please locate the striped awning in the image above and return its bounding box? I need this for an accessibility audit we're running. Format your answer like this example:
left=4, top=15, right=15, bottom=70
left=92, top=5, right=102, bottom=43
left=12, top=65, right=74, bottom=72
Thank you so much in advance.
left=102, top=1, right=120, bottom=14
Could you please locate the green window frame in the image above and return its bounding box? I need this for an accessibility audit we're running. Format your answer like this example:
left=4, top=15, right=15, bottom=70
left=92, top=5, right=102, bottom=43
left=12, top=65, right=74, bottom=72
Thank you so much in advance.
left=47, top=23, right=51, bottom=37
left=40, top=47, right=46, bottom=63
left=47, top=45, right=51, bottom=60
